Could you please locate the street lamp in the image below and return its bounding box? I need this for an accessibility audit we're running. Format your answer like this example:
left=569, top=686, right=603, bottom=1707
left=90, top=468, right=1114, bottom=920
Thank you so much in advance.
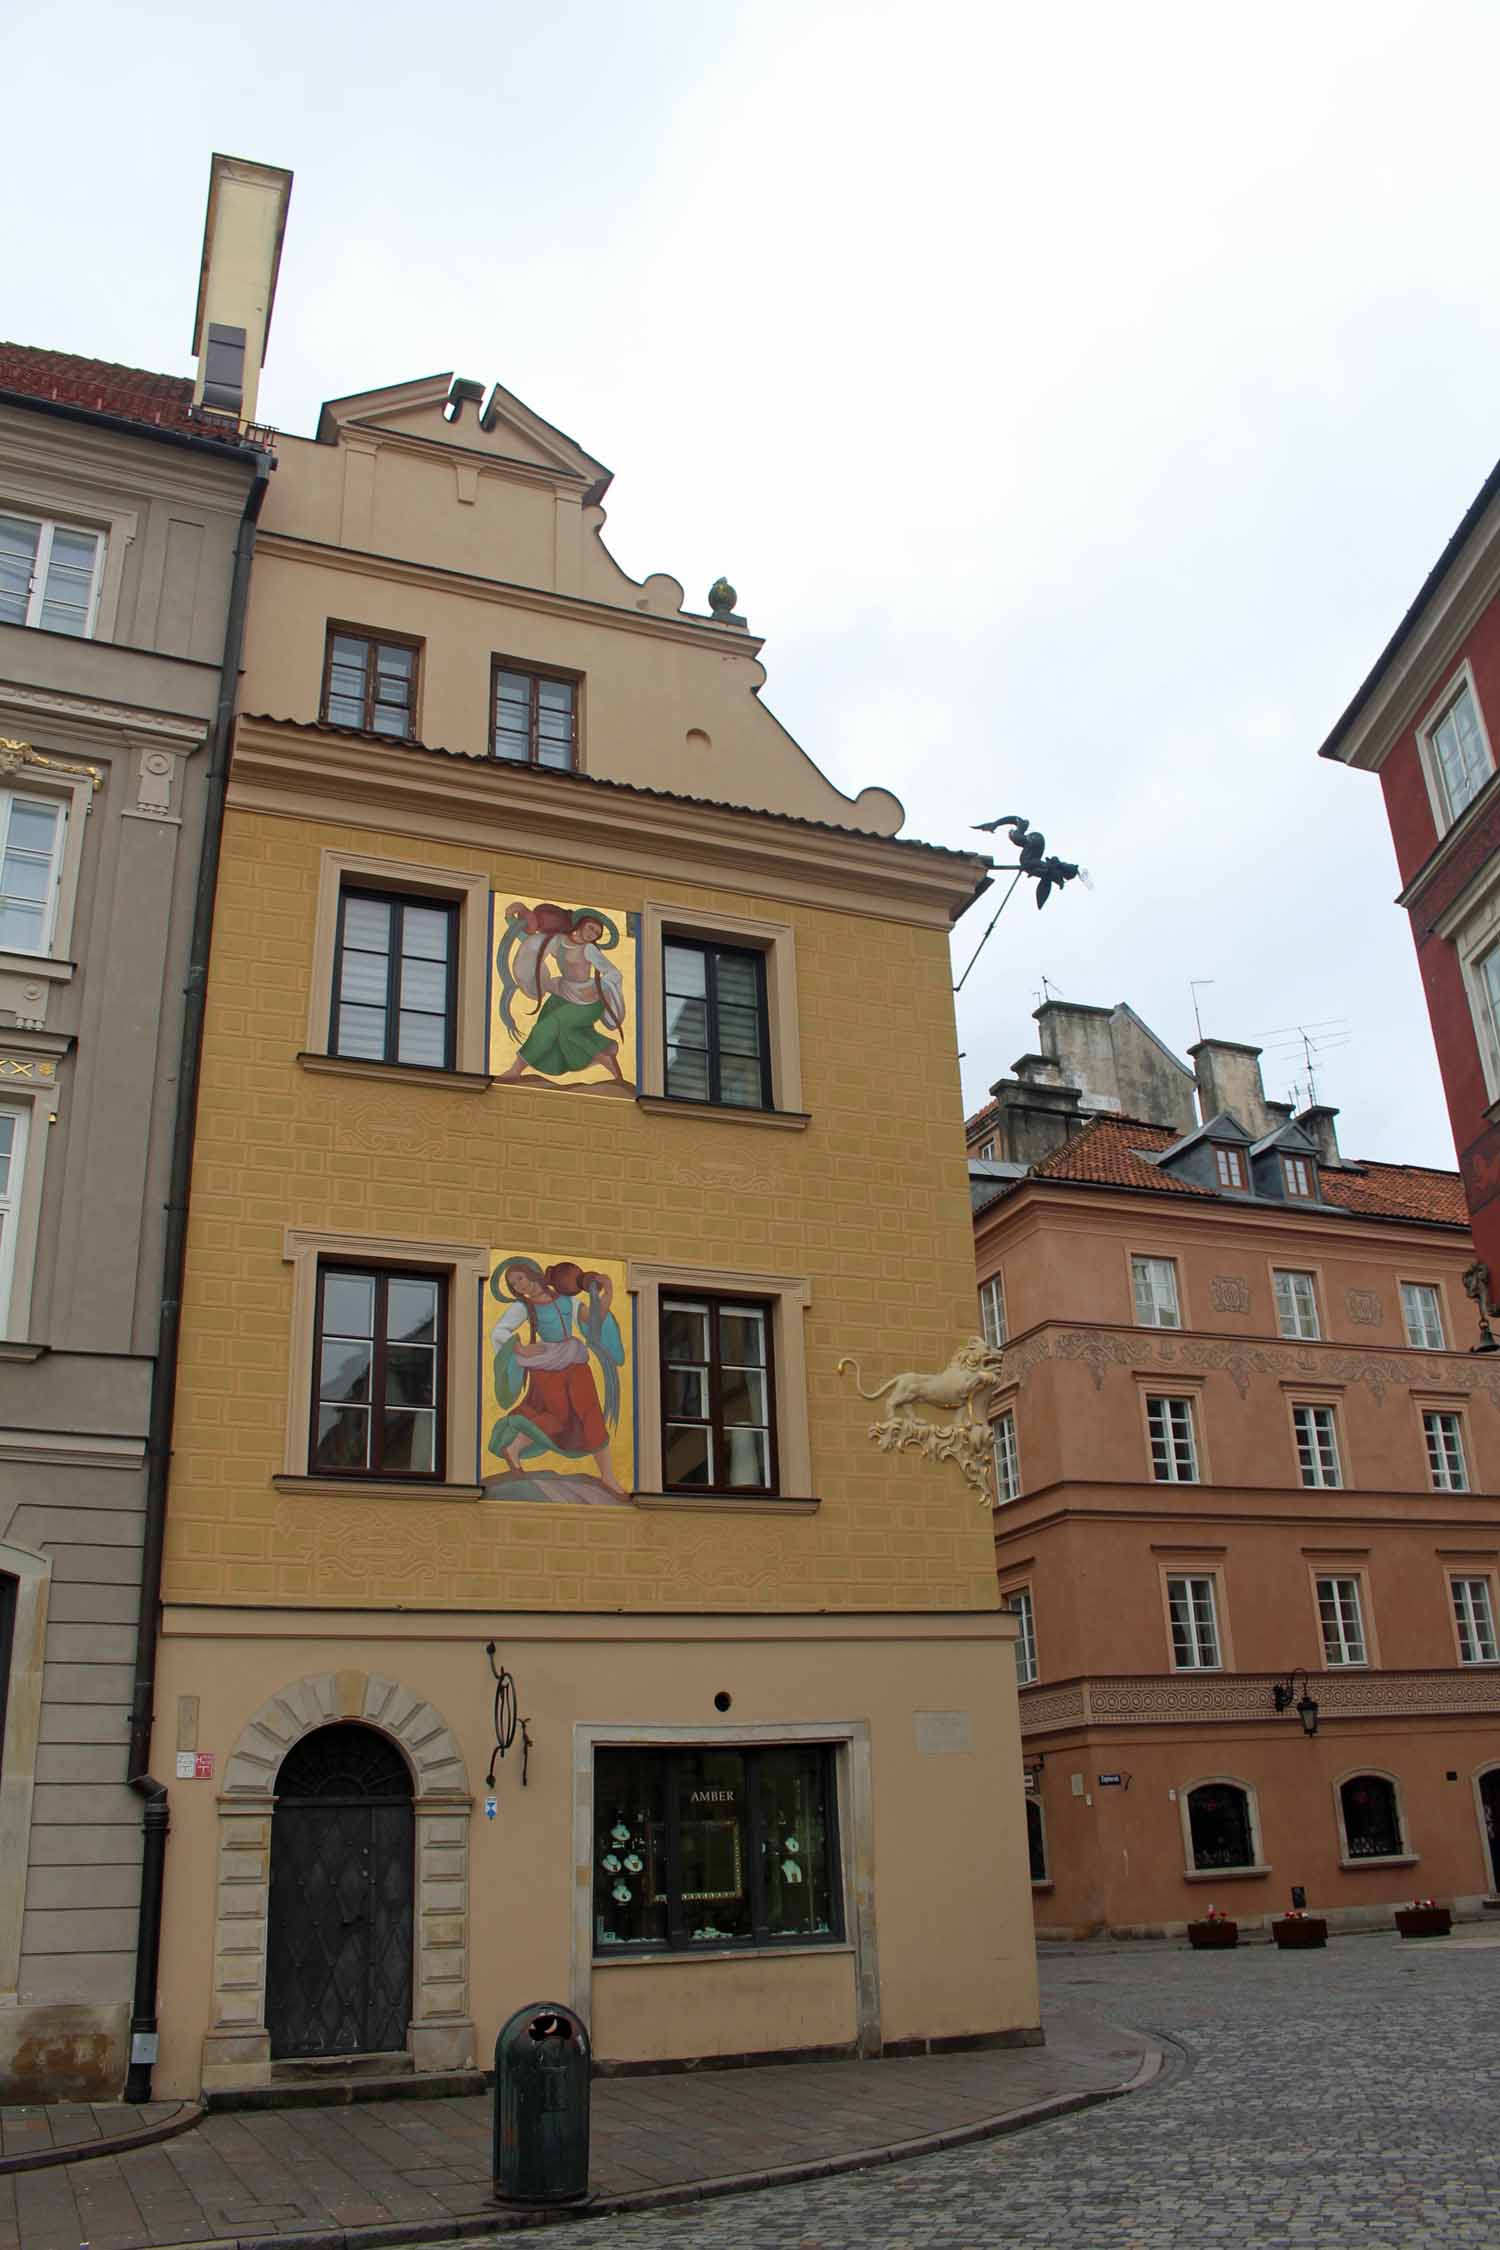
left=1272, top=1668, right=1320, bottom=1737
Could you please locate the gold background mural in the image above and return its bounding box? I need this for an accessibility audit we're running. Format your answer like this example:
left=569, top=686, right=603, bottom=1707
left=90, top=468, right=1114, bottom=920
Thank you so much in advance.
left=482, top=1251, right=634, bottom=1503
left=490, top=898, right=637, bottom=1092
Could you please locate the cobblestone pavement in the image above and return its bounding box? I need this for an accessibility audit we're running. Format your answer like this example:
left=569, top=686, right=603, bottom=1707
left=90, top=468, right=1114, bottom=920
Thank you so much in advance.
left=551, top=1931, right=1500, bottom=2249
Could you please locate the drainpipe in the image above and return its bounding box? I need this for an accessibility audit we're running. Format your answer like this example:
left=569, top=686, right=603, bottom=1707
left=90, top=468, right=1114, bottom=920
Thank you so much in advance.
left=124, top=445, right=273, bottom=2104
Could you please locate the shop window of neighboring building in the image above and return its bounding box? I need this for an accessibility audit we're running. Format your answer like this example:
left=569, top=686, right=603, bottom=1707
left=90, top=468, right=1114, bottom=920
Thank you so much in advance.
left=1317, top=1574, right=1367, bottom=1666
left=1132, top=1254, right=1180, bottom=1329
left=979, top=1272, right=1006, bottom=1349
left=663, top=939, right=771, bottom=1111
left=1148, top=1395, right=1199, bottom=1483
left=1007, top=1586, right=1036, bottom=1685
left=1424, top=1410, right=1469, bottom=1493
left=592, top=1743, right=841, bottom=1953
left=1026, top=1796, right=1047, bottom=1883
left=991, top=1409, right=1020, bottom=1505
left=1186, top=1782, right=1255, bottom=1871
left=311, top=1264, right=446, bottom=1480
left=1339, top=1773, right=1404, bottom=1860
left=1274, top=1268, right=1320, bottom=1341
left=1282, top=1155, right=1315, bottom=1200
left=321, top=627, right=419, bottom=738
left=1452, top=1576, right=1499, bottom=1665
left=1401, top=1282, right=1446, bottom=1351
left=1293, top=1402, right=1342, bottom=1489
left=490, top=661, right=579, bottom=771
left=1167, top=1574, right=1221, bottom=1669
left=660, top=1295, right=777, bottom=1495
left=1214, top=1146, right=1245, bottom=1190
left=0, top=795, right=66, bottom=957
left=0, top=512, right=105, bottom=636
left=1425, top=677, right=1493, bottom=827
left=329, top=889, right=457, bottom=1071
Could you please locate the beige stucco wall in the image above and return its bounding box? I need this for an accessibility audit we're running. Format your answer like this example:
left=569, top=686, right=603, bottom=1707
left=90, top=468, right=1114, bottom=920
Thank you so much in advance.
left=150, top=1608, right=1039, bottom=2097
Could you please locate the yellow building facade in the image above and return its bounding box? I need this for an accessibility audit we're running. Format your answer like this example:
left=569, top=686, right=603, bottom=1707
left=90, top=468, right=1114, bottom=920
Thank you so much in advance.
left=149, top=359, right=1038, bottom=2096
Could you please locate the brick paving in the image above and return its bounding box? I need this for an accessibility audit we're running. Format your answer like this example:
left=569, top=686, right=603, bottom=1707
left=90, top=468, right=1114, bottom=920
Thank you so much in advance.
left=0, top=2002, right=1144, bottom=2250
left=553, top=1929, right=1500, bottom=2249
left=0, top=2108, right=186, bottom=2170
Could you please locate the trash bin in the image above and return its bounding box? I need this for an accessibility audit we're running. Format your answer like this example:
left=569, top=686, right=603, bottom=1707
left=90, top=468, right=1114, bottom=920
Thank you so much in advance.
left=492, top=2001, right=591, bottom=2205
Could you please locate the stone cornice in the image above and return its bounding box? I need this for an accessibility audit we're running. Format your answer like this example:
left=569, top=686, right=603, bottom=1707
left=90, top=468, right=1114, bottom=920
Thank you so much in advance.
left=1020, top=1668, right=1500, bottom=1733
left=256, top=530, right=767, bottom=661
left=227, top=717, right=990, bottom=926
left=0, top=685, right=207, bottom=751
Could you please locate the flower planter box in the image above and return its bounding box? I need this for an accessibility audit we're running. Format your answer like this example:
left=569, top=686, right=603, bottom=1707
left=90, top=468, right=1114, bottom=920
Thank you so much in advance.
left=1272, top=1916, right=1328, bottom=1950
left=1187, top=1919, right=1239, bottom=1949
left=1395, top=1906, right=1451, bottom=1940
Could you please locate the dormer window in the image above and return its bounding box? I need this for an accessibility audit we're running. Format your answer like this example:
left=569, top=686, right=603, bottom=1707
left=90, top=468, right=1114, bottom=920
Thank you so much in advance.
left=1214, top=1147, right=1245, bottom=1191
left=1282, top=1155, right=1315, bottom=1200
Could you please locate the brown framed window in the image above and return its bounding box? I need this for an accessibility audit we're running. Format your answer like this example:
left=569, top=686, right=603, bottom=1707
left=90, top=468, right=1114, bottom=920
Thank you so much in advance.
left=330, top=888, right=457, bottom=1070
left=491, top=662, right=578, bottom=770
left=1214, top=1146, right=1244, bottom=1189
left=322, top=627, right=419, bottom=738
left=1282, top=1155, right=1315, bottom=1199
left=312, top=1264, right=447, bottom=1479
left=664, top=939, right=771, bottom=1109
left=660, top=1295, right=777, bottom=1494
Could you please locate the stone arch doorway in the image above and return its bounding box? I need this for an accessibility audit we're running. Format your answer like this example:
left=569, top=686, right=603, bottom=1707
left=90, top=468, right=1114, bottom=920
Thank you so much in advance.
left=266, top=1723, right=414, bottom=2060
left=203, top=1670, right=475, bottom=2093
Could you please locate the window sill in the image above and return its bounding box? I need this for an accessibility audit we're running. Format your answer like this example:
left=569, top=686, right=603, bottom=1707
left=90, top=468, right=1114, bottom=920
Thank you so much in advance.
left=0, top=951, right=74, bottom=984
left=1339, top=1853, right=1418, bottom=1871
left=272, top=1474, right=482, bottom=1501
left=1184, top=1865, right=1272, bottom=1883
left=631, top=1490, right=821, bottom=1516
left=594, top=1940, right=852, bottom=1968
left=636, top=1094, right=810, bottom=1132
left=1029, top=1880, right=1054, bottom=1892
left=297, top=1052, right=491, bottom=1092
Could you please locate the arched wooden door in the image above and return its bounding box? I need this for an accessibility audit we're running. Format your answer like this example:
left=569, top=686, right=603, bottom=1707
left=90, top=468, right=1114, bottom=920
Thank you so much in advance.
left=1480, top=1769, right=1500, bottom=1894
left=266, top=1722, right=414, bottom=2059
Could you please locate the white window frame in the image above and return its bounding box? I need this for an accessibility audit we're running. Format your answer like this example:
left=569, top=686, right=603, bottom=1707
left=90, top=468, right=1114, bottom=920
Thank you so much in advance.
left=1292, top=1401, right=1342, bottom=1488
left=1166, top=1574, right=1221, bottom=1670
left=0, top=511, right=107, bottom=637
left=991, top=1408, right=1020, bottom=1504
left=1006, top=1585, right=1037, bottom=1685
left=976, top=1138, right=997, bottom=1161
left=1273, top=1268, right=1320, bottom=1341
left=1451, top=1575, right=1499, bottom=1665
left=1401, top=1281, right=1446, bottom=1352
left=1424, top=1409, right=1469, bottom=1493
left=1132, top=1254, right=1181, bottom=1330
left=1417, top=660, right=1496, bottom=834
left=979, top=1272, right=1006, bottom=1349
left=1316, top=1573, right=1367, bottom=1667
left=1147, top=1394, right=1199, bottom=1483
left=0, top=793, right=69, bottom=959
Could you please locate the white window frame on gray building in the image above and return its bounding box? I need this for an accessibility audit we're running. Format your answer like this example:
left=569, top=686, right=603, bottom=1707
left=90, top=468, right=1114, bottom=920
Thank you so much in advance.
left=0, top=512, right=106, bottom=638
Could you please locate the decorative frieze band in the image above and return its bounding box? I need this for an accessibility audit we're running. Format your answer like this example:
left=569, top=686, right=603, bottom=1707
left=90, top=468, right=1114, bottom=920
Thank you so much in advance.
left=1020, top=1668, right=1500, bottom=1734
left=996, top=1323, right=1500, bottom=1410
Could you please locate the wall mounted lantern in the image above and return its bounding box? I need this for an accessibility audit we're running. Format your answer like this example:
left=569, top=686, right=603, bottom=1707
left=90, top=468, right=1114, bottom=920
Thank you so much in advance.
left=1272, top=1667, right=1320, bottom=1737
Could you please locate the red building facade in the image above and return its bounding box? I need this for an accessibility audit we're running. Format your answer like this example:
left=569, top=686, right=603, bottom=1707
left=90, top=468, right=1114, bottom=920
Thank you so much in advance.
left=1323, top=460, right=1500, bottom=1325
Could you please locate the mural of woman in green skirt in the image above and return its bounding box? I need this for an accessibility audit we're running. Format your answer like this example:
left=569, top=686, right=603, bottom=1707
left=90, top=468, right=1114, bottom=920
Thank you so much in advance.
left=494, top=900, right=633, bottom=1089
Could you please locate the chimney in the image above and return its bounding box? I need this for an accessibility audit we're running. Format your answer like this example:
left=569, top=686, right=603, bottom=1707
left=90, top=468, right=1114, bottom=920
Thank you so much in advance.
left=1189, top=1039, right=1276, bottom=1139
left=191, top=153, right=293, bottom=429
left=986, top=1053, right=1084, bottom=1167
left=1296, top=1104, right=1343, bottom=1167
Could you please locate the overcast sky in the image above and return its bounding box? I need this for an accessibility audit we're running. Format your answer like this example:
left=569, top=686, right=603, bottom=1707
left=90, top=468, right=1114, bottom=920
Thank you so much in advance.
left=11, top=0, right=1499, bottom=1168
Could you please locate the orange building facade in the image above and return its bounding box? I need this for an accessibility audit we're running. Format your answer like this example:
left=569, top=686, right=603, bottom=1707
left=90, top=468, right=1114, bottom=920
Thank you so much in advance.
left=970, top=1002, right=1500, bottom=1939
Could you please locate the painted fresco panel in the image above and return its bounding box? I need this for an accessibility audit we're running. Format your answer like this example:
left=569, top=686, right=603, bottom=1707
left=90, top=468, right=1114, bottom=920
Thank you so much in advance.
left=482, top=1253, right=633, bottom=1504
left=490, top=899, right=637, bottom=1092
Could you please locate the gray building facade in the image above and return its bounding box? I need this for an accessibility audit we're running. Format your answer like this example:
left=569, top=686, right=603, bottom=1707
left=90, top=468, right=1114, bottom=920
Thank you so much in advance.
left=0, top=155, right=289, bottom=2095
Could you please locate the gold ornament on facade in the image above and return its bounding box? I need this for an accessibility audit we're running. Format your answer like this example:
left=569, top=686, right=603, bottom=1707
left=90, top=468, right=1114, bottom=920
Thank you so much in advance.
left=837, top=1337, right=1006, bottom=1502
left=0, top=739, right=104, bottom=790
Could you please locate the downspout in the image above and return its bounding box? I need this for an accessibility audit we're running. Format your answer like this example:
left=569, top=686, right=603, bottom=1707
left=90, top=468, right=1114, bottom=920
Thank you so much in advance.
left=124, top=445, right=273, bottom=2103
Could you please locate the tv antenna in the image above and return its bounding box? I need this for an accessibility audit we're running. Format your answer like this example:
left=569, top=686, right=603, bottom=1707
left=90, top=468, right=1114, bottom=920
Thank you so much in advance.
left=1261, top=1019, right=1352, bottom=1112
left=1189, top=979, right=1214, bottom=1043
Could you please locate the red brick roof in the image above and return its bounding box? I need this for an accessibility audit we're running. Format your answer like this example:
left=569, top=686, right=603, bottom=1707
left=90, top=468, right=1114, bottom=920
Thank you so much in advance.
left=1015, top=1115, right=1468, bottom=1228
left=0, top=341, right=205, bottom=440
